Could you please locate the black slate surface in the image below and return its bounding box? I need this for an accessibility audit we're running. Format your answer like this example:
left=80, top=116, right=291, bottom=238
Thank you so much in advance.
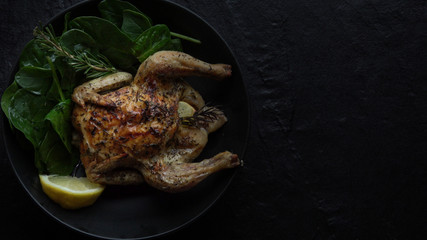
left=1, top=0, right=427, bottom=239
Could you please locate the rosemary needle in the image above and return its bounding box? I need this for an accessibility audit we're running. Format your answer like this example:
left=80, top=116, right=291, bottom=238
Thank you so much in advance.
left=33, top=25, right=117, bottom=79
left=181, top=105, right=223, bottom=128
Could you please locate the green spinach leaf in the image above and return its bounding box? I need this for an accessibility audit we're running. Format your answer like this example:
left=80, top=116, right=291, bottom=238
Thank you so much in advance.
left=98, top=0, right=143, bottom=28
left=45, top=99, right=73, bottom=153
left=54, top=57, right=81, bottom=96
left=60, top=28, right=97, bottom=52
left=70, top=16, right=137, bottom=69
left=19, top=40, right=51, bottom=69
left=37, top=128, right=78, bottom=175
left=121, top=9, right=152, bottom=40
left=132, top=24, right=172, bottom=62
left=36, top=129, right=56, bottom=173
left=63, top=12, right=72, bottom=34
left=168, top=38, right=183, bottom=52
left=46, top=140, right=77, bottom=175
left=8, top=89, right=55, bottom=147
left=15, top=66, right=52, bottom=96
left=1, top=81, right=19, bottom=120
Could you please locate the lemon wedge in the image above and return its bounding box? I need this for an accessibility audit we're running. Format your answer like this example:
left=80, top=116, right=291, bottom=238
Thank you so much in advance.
left=39, top=175, right=105, bottom=210
left=178, top=101, right=196, bottom=118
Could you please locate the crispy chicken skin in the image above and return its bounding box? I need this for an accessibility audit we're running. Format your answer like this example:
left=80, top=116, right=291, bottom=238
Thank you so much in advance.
left=71, top=51, right=240, bottom=192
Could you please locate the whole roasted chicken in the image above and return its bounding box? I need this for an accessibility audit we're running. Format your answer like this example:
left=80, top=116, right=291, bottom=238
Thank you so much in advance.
left=71, top=51, right=240, bottom=192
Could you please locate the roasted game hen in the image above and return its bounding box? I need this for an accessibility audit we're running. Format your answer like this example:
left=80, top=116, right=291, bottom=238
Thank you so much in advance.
left=71, top=51, right=240, bottom=192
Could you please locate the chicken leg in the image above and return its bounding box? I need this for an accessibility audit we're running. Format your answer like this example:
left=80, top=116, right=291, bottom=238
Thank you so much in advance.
left=135, top=51, right=232, bottom=84
left=143, top=151, right=240, bottom=192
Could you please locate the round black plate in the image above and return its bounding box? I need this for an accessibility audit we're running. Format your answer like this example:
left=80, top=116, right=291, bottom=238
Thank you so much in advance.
left=2, top=0, right=249, bottom=239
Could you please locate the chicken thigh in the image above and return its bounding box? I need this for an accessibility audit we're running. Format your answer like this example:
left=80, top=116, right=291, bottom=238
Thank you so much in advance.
left=71, top=51, right=240, bottom=192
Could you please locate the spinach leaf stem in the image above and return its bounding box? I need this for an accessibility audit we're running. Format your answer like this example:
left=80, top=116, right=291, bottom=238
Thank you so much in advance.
left=170, top=32, right=201, bottom=44
left=47, top=57, right=65, bottom=102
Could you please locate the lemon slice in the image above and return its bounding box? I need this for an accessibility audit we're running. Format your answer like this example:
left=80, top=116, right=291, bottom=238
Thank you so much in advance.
left=178, top=101, right=196, bottom=118
left=39, top=175, right=105, bottom=210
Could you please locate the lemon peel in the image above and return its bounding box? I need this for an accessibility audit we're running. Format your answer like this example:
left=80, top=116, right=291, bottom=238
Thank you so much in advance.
left=39, top=175, right=105, bottom=210
left=178, top=101, right=196, bottom=118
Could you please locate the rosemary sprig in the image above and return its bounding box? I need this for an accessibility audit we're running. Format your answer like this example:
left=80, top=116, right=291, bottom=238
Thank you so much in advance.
left=181, top=105, right=223, bottom=128
left=33, top=25, right=117, bottom=79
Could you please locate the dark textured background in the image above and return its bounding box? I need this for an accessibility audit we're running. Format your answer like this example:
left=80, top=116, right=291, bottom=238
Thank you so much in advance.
left=1, top=0, right=427, bottom=239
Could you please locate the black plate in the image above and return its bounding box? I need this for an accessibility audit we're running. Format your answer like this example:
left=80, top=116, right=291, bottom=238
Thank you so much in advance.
left=2, top=0, right=249, bottom=239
